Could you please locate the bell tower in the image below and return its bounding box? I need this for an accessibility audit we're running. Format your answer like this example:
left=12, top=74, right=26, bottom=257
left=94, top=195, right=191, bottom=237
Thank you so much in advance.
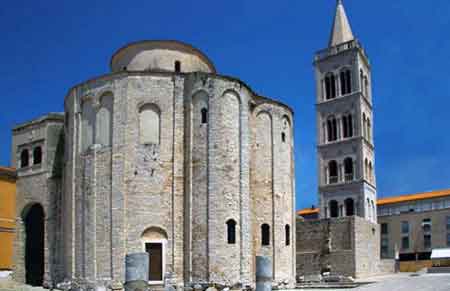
left=315, top=0, right=377, bottom=223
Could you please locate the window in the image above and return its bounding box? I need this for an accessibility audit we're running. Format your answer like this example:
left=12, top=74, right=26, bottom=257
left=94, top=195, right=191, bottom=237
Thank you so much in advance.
left=281, top=132, right=286, bottom=143
left=328, top=160, right=338, bottom=184
left=139, top=104, right=160, bottom=145
left=325, top=73, right=336, bottom=100
left=285, top=225, right=290, bottom=246
left=364, top=76, right=369, bottom=97
left=329, top=200, right=339, bottom=218
left=401, top=236, right=410, bottom=250
left=345, top=198, right=354, bottom=216
left=447, top=216, right=450, bottom=231
left=261, top=224, right=270, bottom=246
left=368, top=162, right=373, bottom=183
left=344, top=158, right=353, bottom=181
left=226, top=219, right=236, bottom=244
left=422, top=218, right=432, bottom=233
left=367, top=119, right=372, bottom=141
left=365, top=159, right=369, bottom=180
left=362, top=113, right=367, bottom=138
left=424, top=234, right=431, bottom=249
left=175, top=61, right=181, bottom=73
left=381, top=223, right=388, bottom=235
left=381, top=238, right=389, bottom=258
left=401, top=221, right=409, bottom=234
left=340, top=69, right=352, bottom=95
left=96, top=93, right=114, bottom=146
left=33, top=147, right=42, bottom=165
left=20, top=149, right=29, bottom=168
left=327, top=116, right=338, bottom=142
left=201, top=108, right=208, bottom=124
left=342, top=114, right=353, bottom=138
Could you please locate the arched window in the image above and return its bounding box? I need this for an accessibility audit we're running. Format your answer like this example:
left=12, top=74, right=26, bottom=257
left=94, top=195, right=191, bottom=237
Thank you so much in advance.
left=365, top=158, right=369, bottom=180
left=364, top=76, right=369, bottom=97
left=175, top=61, right=181, bottom=73
left=226, top=219, right=236, bottom=244
left=81, top=100, right=95, bottom=152
left=285, top=225, right=290, bottom=246
left=201, top=108, right=208, bottom=124
left=362, top=113, right=367, bottom=138
left=329, top=200, right=339, bottom=218
left=340, top=69, right=352, bottom=95
left=344, top=157, right=353, bottom=181
left=342, top=114, right=353, bottom=138
left=328, top=160, right=338, bottom=184
left=345, top=198, right=355, bottom=216
left=96, top=93, right=113, bottom=146
left=325, top=73, right=336, bottom=100
left=20, top=149, right=29, bottom=168
left=261, top=224, right=270, bottom=246
left=369, top=162, right=373, bottom=183
left=139, top=104, right=160, bottom=145
left=327, top=116, right=338, bottom=142
left=33, top=147, right=42, bottom=165
left=367, top=119, right=372, bottom=141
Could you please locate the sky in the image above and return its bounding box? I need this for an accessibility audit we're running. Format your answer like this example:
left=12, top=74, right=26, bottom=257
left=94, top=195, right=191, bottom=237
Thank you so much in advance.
left=1, top=0, right=450, bottom=211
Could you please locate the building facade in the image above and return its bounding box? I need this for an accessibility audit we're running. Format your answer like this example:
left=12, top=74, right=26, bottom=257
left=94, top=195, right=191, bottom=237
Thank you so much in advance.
left=315, top=0, right=377, bottom=223
left=0, top=167, right=16, bottom=275
left=11, top=40, right=296, bottom=289
left=378, top=190, right=450, bottom=261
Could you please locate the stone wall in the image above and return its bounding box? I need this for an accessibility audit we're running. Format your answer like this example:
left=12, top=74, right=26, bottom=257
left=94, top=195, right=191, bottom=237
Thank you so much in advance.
left=296, top=216, right=383, bottom=279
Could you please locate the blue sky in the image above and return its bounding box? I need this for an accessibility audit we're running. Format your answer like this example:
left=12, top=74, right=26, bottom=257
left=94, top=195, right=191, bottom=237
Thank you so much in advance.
left=1, top=0, right=450, bottom=210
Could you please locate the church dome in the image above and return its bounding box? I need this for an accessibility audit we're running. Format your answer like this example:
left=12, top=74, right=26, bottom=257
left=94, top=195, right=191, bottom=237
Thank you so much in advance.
left=110, top=40, right=216, bottom=73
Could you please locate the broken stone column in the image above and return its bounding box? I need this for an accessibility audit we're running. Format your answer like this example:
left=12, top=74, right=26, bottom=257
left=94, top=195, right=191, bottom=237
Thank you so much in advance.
left=256, top=256, right=272, bottom=291
left=124, top=253, right=149, bottom=291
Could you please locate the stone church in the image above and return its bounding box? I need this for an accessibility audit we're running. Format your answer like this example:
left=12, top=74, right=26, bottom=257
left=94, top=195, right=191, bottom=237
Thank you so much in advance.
left=11, top=40, right=296, bottom=288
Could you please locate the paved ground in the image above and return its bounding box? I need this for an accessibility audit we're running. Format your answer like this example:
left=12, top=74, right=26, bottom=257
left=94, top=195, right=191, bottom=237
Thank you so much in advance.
left=299, top=273, right=450, bottom=291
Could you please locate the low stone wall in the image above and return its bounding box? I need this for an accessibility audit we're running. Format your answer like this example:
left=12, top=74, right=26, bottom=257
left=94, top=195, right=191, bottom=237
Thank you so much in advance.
left=378, top=259, right=396, bottom=274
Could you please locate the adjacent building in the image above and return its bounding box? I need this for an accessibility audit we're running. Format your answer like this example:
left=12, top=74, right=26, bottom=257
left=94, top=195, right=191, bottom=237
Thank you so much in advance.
left=11, top=40, right=296, bottom=289
left=0, top=166, right=17, bottom=275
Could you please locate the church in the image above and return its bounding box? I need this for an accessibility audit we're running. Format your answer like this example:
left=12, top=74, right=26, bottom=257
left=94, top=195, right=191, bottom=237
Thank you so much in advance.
left=7, top=0, right=389, bottom=290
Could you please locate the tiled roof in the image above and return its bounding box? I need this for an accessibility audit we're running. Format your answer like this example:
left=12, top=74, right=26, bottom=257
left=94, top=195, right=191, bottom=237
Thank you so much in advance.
left=297, top=208, right=319, bottom=216
left=377, top=189, right=450, bottom=206
left=297, top=189, right=450, bottom=215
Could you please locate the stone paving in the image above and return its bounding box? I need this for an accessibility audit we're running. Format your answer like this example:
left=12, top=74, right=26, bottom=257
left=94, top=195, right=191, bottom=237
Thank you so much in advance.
left=298, top=273, right=450, bottom=291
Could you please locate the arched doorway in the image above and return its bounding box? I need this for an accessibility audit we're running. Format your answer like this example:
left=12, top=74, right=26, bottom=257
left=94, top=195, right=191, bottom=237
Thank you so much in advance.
left=23, top=204, right=45, bottom=286
left=141, top=227, right=168, bottom=283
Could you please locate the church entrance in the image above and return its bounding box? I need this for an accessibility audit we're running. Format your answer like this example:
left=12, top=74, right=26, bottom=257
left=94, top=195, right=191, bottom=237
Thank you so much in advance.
left=145, top=243, right=163, bottom=281
left=23, top=204, right=45, bottom=286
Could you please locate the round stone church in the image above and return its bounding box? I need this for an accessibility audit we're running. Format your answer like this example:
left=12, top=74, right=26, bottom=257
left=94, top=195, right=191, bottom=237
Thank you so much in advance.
left=13, top=40, right=295, bottom=289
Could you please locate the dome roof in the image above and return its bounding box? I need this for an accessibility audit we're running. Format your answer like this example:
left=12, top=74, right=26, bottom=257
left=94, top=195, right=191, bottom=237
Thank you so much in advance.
left=110, top=40, right=216, bottom=74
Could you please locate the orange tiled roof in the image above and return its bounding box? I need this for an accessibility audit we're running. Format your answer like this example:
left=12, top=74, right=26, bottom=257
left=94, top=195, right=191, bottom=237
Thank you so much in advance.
left=297, top=208, right=319, bottom=216
left=377, top=189, right=450, bottom=206
left=0, top=166, right=17, bottom=179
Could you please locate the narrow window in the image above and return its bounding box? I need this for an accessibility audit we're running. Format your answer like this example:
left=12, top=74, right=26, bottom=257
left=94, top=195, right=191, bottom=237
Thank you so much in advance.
left=328, top=160, right=338, bottom=184
left=342, top=116, right=348, bottom=138
left=401, top=221, right=409, bottom=234
left=261, top=224, right=270, bottom=246
left=369, top=162, right=373, bottom=182
left=96, top=93, right=113, bottom=146
left=281, top=132, right=286, bottom=143
left=346, top=69, right=352, bottom=94
left=364, top=76, right=369, bottom=97
left=226, top=219, right=236, bottom=244
left=401, top=236, right=409, bottom=250
left=139, top=104, right=160, bottom=145
left=362, top=113, right=367, bottom=138
left=345, top=198, right=355, bottom=216
left=20, top=149, right=29, bottom=168
left=360, top=69, right=364, bottom=92
left=367, top=119, right=372, bottom=141
left=33, top=147, right=42, bottom=165
left=285, top=225, right=290, bottom=246
left=327, top=116, right=338, bottom=142
left=344, top=157, right=353, bottom=181
left=348, top=114, right=353, bottom=137
left=325, top=74, right=336, bottom=100
left=329, top=200, right=339, bottom=218
left=201, top=108, right=208, bottom=124
left=175, top=61, right=181, bottom=73
left=381, top=223, right=388, bottom=235
left=424, top=234, right=432, bottom=249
